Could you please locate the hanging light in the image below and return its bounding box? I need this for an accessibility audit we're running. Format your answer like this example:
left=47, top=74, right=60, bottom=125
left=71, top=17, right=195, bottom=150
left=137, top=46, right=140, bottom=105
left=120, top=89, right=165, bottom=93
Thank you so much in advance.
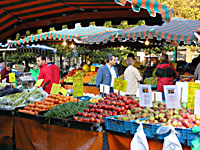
left=62, top=41, right=67, bottom=46
left=70, top=43, right=75, bottom=49
left=145, top=39, right=150, bottom=46
left=120, top=45, right=124, bottom=50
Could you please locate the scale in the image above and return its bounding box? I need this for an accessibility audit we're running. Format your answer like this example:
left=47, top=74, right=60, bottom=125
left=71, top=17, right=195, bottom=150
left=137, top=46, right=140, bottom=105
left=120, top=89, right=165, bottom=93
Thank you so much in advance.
left=17, top=72, right=35, bottom=88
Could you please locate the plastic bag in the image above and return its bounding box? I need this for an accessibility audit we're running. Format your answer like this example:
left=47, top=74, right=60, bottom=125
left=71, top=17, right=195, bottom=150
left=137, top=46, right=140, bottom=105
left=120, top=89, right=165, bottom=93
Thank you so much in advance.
left=156, top=126, right=182, bottom=150
left=26, top=87, right=48, bottom=102
left=131, top=123, right=149, bottom=150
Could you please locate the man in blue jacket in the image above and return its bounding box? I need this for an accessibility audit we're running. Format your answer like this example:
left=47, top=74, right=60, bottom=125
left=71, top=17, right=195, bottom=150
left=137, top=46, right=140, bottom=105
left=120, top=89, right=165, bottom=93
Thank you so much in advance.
left=96, top=54, right=118, bottom=93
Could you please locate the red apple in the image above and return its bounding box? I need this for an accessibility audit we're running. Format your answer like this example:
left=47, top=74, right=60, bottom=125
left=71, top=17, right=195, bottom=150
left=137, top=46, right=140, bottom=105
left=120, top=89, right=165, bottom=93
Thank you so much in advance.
left=195, top=120, right=200, bottom=125
left=88, top=104, right=93, bottom=108
left=77, top=112, right=82, bottom=116
left=90, top=117, right=95, bottom=122
left=73, top=116, right=78, bottom=120
left=181, top=113, right=188, bottom=119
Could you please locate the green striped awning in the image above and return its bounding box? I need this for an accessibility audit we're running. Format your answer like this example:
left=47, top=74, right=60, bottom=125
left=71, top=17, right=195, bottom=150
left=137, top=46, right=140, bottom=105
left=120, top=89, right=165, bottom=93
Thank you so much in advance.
left=0, top=0, right=173, bottom=43
left=9, top=25, right=120, bottom=45
left=82, top=18, right=200, bottom=46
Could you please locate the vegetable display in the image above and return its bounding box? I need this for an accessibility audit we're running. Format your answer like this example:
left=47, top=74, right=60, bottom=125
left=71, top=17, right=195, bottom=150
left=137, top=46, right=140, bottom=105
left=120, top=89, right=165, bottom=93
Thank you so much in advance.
left=18, top=95, right=79, bottom=115
left=0, top=87, right=22, bottom=97
left=0, top=87, right=47, bottom=110
left=74, top=93, right=139, bottom=123
left=43, top=101, right=92, bottom=119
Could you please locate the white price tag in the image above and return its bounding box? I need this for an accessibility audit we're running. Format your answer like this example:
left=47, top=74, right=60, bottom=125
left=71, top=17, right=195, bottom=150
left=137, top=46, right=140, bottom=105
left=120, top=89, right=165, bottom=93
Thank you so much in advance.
left=194, top=90, right=200, bottom=115
left=139, top=84, right=152, bottom=107
left=100, top=84, right=110, bottom=94
left=164, top=85, right=181, bottom=109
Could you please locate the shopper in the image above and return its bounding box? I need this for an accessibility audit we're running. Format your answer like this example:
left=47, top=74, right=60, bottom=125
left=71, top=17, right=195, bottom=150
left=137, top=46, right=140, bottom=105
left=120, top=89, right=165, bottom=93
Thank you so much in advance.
left=36, top=54, right=53, bottom=94
left=194, top=63, right=200, bottom=80
left=46, top=55, right=60, bottom=84
left=29, top=64, right=40, bottom=81
left=156, top=54, right=177, bottom=92
left=124, top=56, right=142, bottom=96
left=0, top=62, right=13, bottom=83
left=96, top=53, right=118, bottom=93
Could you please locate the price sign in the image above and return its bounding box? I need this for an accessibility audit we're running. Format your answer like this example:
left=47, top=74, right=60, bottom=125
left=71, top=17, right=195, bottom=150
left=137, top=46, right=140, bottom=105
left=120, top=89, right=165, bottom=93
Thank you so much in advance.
left=194, top=90, right=200, bottom=115
left=9, top=73, right=15, bottom=82
left=113, top=78, right=128, bottom=92
left=90, top=66, right=95, bottom=71
left=34, top=79, right=44, bottom=87
left=139, top=84, right=152, bottom=107
left=172, top=63, right=177, bottom=69
left=60, top=87, right=67, bottom=96
left=164, top=85, right=181, bottom=109
left=188, top=82, right=200, bottom=109
left=73, top=76, right=83, bottom=97
left=50, top=83, right=61, bottom=95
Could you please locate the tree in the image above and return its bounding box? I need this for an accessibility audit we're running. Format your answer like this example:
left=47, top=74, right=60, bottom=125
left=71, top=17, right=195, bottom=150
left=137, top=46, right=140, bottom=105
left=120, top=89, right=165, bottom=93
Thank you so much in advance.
left=159, top=0, right=200, bottom=20
left=7, top=51, right=37, bottom=72
left=50, top=44, right=73, bottom=69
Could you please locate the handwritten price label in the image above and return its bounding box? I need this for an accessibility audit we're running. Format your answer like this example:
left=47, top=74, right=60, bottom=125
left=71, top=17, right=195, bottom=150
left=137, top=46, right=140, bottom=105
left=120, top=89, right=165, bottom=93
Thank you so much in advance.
left=50, top=83, right=61, bottom=95
left=34, top=79, right=44, bottom=87
left=60, top=87, right=67, bottom=96
left=73, top=76, right=83, bottom=97
left=113, top=78, right=128, bottom=92
left=9, top=73, right=15, bottom=83
left=90, top=66, right=95, bottom=71
left=188, top=82, right=200, bottom=109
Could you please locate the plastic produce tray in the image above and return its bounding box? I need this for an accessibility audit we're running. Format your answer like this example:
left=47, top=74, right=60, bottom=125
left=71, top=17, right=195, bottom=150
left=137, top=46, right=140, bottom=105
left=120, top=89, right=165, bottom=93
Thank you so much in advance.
left=157, top=127, right=188, bottom=145
left=141, top=123, right=161, bottom=139
left=105, top=116, right=133, bottom=134
left=186, top=128, right=200, bottom=146
left=63, top=115, right=104, bottom=131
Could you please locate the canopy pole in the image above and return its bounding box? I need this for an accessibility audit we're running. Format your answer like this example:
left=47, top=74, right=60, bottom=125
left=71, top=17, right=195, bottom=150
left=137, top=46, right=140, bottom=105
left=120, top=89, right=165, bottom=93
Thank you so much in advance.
left=3, top=51, right=6, bottom=66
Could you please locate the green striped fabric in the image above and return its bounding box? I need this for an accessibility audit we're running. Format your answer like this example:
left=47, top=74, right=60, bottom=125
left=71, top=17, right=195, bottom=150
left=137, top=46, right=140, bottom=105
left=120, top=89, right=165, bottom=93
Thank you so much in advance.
left=82, top=18, right=200, bottom=46
left=0, top=0, right=173, bottom=43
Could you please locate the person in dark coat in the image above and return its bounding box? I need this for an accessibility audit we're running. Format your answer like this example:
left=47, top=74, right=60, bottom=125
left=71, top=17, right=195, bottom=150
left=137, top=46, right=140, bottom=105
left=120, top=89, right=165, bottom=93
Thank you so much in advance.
left=156, top=54, right=177, bottom=92
left=0, top=62, right=12, bottom=83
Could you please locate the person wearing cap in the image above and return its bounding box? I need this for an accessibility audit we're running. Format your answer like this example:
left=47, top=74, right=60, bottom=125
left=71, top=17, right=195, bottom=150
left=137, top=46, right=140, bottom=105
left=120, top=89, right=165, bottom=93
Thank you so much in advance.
left=96, top=53, right=118, bottom=93
left=124, top=54, right=142, bottom=96
left=46, top=55, right=60, bottom=84
left=0, top=62, right=13, bottom=83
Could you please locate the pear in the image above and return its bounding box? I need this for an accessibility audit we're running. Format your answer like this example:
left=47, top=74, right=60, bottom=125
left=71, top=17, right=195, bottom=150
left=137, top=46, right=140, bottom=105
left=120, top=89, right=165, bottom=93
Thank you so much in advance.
left=127, top=110, right=132, bottom=115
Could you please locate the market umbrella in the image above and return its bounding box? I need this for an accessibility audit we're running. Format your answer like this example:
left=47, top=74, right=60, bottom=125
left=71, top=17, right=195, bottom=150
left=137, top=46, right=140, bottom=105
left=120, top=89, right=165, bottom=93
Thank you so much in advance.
left=82, top=18, right=200, bottom=46
left=8, top=24, right=120, bottom=45
left=0, top=0, right=173, bottom=43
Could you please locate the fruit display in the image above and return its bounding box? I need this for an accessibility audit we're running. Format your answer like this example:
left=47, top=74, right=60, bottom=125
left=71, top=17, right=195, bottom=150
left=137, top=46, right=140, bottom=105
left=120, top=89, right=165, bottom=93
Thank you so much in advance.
left=61, top=67, right=98, bottom=84
left=0, top=86, right=22, bottom=97
left=179, top=78, right=194, bottom=82
left=61, top=68, right=83, bottom=83
left=43, top=101, right=92, bottom=119
left=0, top=83, right=12, bottom=89
left=74, top=93, right=139, bottom=123
left=183, top=72, right=193, bottom=76
left=89, top=75, right=97, bottom=84
left=180, top=72, right=195, bottom=81
left=143, top=77, right=158, bottom=86
left=18, top=95, right=79, bottom=115
left=0, top=87, right=47, bottom=110
left=115, top=101, right=199, bottom=128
